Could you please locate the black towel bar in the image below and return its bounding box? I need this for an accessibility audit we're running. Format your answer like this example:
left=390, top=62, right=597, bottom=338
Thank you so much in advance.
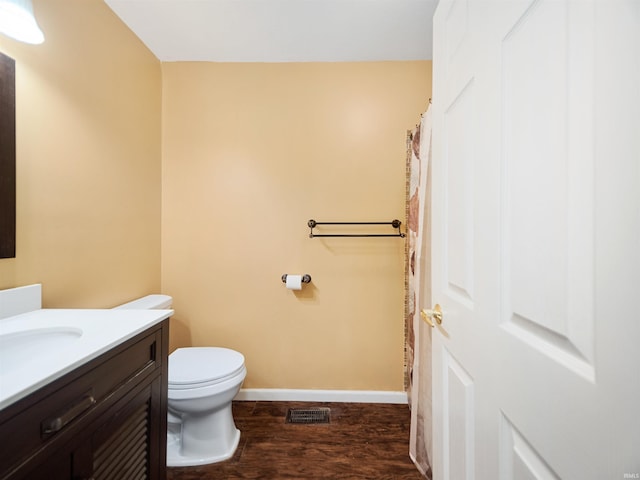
left=307, top=219, right=405, bottom=238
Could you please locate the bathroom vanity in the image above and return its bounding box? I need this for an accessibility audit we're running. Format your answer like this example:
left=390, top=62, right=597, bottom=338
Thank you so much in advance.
left=0, top=309, right=171, bottom=480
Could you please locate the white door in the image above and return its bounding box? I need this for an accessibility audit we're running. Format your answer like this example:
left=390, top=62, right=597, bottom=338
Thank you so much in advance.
left=427, top=0, right=640, bottom=478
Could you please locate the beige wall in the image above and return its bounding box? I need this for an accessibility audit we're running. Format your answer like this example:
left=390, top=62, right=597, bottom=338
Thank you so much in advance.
left=0, top=0, right=162, bottom=307
left=162, top=62, right=431, bottom=391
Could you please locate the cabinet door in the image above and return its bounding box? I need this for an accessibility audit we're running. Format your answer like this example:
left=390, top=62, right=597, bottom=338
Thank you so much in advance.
left=91, top=378, right=164, bottom=480
left=16, top=451, right=72, bottom=480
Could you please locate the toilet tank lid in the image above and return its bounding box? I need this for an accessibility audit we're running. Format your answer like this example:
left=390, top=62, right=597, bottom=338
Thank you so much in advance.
left=113, top=294, right=173, bottom=310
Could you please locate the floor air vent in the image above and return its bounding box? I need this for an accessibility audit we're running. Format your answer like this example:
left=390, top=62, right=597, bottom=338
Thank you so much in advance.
left=286, top=407, right=331, bottom=424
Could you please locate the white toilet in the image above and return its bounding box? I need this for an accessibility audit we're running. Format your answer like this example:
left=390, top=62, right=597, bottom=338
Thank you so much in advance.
left=114, top=295, right=247, bottom=467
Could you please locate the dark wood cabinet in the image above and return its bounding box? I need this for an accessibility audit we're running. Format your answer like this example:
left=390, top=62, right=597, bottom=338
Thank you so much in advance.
left=0, top=319, right=169, bottom=480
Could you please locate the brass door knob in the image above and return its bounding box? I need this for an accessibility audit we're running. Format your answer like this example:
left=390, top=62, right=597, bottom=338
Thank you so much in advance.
left=420, top=304, right=443, bottom=328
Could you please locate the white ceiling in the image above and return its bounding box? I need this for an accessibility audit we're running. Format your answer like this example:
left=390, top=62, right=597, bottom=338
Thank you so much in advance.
left=104, top=0, right=438, bottom=62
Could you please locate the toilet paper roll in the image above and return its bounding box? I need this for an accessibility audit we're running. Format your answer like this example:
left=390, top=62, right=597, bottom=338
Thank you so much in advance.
left=285, top=274, right=303, bottom=290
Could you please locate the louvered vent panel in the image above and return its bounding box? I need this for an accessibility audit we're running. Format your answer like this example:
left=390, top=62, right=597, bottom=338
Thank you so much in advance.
left=93, top=402, right=150, bottom=480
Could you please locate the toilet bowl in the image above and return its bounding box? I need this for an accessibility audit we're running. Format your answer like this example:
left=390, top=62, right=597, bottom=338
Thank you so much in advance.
left=114, top=295, right=246, bottom=467
left=167, top=347, right=246, bottom=466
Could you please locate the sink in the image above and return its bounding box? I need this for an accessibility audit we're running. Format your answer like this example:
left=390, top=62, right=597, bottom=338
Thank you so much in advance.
left=0, top=327, right=83, bottom=368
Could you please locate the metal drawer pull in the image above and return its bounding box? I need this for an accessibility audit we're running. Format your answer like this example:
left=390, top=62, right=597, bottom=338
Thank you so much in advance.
left=41, top=393, right=96, bottom=436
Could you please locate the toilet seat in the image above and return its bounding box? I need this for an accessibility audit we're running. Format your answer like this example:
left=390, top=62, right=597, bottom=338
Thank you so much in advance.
left=169, top=347, right=245, bottom=390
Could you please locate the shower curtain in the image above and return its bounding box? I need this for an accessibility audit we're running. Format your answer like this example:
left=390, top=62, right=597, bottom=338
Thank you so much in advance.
left=406, top=104, right=432, bottom=479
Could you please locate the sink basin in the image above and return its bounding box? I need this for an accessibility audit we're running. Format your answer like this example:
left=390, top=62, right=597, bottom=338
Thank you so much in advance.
left=0, top=327, right=83, bottom=368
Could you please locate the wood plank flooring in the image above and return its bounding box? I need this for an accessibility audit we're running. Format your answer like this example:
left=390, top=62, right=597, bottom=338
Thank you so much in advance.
left=166, top=401, right=427, bottom=480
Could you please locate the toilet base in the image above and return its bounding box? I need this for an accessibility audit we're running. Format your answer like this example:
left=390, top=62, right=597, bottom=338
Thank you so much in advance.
left=167, top=427, right=241, bottom=467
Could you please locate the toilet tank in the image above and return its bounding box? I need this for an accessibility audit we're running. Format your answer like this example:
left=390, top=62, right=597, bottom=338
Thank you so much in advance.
left=113, top=294, right=173, bottom=310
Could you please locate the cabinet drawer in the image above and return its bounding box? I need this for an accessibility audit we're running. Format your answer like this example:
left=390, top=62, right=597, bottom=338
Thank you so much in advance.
left=0, top=328, right=162, bottom=479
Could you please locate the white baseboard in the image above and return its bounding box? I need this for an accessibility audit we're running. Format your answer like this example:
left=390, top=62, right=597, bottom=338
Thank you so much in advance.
left=235, top=388, right=408, bottom=404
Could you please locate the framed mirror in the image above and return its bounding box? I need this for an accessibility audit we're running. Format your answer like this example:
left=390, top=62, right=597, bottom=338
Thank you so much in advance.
left=0, top=51, right=15, bottom=259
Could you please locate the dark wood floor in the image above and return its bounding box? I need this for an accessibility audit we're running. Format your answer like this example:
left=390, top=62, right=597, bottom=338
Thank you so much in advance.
left=166, top=401, right=426, bottom=480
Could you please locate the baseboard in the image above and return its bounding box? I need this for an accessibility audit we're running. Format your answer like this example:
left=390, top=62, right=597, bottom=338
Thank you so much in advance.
left=235, top=388, right=408, bottom=404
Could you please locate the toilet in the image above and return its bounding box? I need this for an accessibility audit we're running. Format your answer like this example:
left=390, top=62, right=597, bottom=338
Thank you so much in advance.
left=114, top=295, right=247, bottom=467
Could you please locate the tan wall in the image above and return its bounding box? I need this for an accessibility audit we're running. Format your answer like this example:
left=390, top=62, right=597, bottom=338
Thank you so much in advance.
left=0, top=0, right=162, bottom=307
left=162, top=62, right=431, bottom=391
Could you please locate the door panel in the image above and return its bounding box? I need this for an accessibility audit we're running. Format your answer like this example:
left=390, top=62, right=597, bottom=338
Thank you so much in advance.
left=444, top=78, right=476, bottom=307
left=442, top=348, right=474, bottom=480
left=499, top=414, right=560, bottom=480
left=500, top=0, right=596, bottom=381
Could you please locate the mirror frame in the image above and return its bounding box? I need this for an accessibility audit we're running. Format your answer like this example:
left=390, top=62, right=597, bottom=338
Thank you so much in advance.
left=0, top=51, right=16, bottom=259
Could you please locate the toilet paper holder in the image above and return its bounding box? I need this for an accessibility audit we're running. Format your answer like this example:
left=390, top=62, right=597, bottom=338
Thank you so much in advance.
left=281, top=274, right=312, bottom=284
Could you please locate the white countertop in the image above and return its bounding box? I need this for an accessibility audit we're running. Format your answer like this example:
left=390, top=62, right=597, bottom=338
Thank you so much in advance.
left=0, top=308, right=173, bottom=410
